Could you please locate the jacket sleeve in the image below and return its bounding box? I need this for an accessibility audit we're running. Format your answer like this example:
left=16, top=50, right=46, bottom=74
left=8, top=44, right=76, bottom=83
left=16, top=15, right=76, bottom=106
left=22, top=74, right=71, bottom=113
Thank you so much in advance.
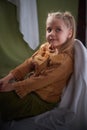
left=10, top=44, right=46, bottom=81
left=10, top=57, right=34, bottom=81
left=12, top=53, right=74, bottom=98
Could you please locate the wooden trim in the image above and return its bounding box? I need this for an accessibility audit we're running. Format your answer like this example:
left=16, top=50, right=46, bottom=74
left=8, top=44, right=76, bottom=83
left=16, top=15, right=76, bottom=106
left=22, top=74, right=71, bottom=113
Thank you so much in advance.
left=76, top=0, right=86, bottom=45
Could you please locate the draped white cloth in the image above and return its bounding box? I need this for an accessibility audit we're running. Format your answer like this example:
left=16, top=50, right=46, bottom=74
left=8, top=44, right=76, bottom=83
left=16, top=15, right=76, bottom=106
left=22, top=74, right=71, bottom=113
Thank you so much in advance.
left=8, top=0, right=39, bottom=50
left=35, top=39, right=87, bottom=130
left=1, top=39, right=87, bottom=130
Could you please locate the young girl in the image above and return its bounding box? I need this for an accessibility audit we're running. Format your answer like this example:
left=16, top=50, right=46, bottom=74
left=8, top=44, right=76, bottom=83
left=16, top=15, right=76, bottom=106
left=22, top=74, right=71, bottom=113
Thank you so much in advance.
left=0, top=11, right=76, bottom=121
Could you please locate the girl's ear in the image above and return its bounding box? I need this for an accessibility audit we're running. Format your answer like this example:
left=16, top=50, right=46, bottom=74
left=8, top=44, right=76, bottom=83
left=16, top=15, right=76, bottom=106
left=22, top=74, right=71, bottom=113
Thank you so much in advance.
left=68, top=29, right=73, bottom=38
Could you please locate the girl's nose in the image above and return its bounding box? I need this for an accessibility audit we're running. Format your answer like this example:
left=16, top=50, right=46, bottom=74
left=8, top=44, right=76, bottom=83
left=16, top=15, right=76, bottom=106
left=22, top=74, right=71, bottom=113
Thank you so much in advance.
left=49, top=30, right=55, bottom=38
left=49, top=35, right=52, bottom=40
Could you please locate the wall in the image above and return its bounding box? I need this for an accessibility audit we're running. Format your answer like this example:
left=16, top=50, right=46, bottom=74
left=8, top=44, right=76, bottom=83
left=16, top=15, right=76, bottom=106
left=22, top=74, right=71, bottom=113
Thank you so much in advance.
left=0, top=0, right=34, bottom=77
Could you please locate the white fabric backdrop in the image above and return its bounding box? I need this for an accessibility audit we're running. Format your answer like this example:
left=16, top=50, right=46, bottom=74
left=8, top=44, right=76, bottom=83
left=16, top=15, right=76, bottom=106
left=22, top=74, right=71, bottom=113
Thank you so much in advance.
left=8, top=0, right=39, bottom=50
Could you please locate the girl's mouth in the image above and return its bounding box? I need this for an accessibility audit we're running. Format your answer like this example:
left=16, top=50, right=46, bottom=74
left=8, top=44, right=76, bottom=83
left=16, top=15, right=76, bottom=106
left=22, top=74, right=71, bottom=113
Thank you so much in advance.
left=49, top=43, right=56, bottom=50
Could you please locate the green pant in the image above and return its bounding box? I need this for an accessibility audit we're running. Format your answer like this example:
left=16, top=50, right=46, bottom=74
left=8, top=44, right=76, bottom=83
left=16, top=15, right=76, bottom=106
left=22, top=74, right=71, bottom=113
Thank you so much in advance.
left=0, top=91, right=57, bottom=121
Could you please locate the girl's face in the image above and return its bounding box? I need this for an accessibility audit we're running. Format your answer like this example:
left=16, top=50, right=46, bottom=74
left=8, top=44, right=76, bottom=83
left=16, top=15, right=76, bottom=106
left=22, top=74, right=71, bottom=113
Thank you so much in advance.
left=46, top=16, right=72, bottom=49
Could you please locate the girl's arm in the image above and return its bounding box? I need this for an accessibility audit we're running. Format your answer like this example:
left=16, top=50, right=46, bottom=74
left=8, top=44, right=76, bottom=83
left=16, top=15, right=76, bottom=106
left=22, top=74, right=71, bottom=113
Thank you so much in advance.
left=13, top=53, right=73, bottom=98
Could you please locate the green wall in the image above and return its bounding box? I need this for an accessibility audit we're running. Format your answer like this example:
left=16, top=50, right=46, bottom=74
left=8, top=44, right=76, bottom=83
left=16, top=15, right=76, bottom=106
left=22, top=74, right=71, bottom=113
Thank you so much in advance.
left=0, top=0, right=34, bottom=77
left=0, top=0, right=78, bottom=78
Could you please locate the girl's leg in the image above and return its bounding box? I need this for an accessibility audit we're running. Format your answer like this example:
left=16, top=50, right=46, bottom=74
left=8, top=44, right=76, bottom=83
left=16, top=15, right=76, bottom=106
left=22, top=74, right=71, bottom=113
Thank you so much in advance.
left=0, top=92, right=57, bottom=121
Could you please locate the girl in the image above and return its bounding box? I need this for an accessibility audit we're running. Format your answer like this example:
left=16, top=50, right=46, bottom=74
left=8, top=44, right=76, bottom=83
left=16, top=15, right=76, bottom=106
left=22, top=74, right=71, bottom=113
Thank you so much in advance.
left=0, top=11, right=76, bottom=120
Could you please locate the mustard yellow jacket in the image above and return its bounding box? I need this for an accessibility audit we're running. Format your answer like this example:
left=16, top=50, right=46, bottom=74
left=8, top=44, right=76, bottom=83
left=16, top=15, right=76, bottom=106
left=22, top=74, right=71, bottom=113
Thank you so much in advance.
left=11, top=42, right=74, bottom=103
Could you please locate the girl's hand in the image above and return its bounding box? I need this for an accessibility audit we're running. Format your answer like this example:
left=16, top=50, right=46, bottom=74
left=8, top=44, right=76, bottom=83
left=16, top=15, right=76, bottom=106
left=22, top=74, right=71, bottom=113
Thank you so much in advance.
left=0, top=73, right=15, bottom=92
left=0, top=83, right=15, bottom=92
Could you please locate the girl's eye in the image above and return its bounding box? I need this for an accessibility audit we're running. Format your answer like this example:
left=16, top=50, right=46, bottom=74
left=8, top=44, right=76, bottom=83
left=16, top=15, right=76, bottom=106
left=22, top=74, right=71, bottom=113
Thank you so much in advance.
left=56, top=28, right=61, bottom=32
left=47, top=28, right=52, bottom=33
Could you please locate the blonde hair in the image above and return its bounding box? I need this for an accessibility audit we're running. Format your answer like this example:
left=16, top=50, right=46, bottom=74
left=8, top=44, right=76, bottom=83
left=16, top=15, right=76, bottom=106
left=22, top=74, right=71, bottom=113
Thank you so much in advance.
left=47, top=11, right=76, bottom=41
